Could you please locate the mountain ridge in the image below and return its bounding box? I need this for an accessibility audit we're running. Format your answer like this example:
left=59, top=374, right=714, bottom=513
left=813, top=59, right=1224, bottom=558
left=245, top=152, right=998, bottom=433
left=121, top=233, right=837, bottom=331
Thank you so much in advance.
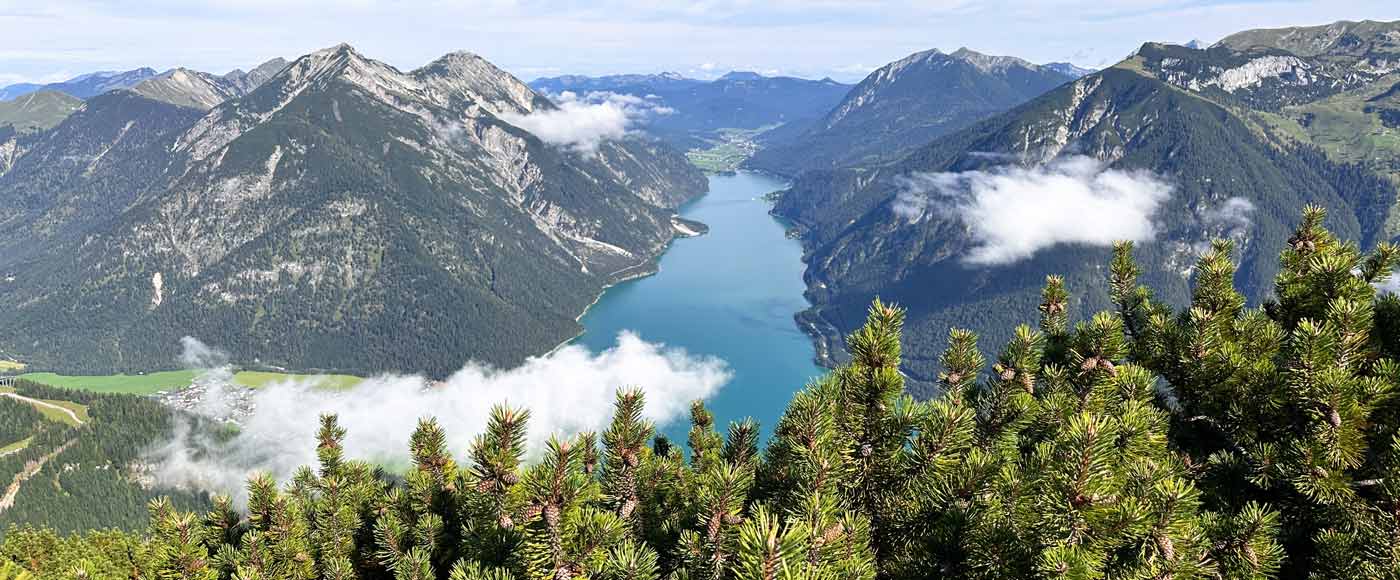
left=771, top=28, right=1400, bottom=394
left=748, top=46, right=1078, bottom=176
left=0, top=44, right=707, bottom=378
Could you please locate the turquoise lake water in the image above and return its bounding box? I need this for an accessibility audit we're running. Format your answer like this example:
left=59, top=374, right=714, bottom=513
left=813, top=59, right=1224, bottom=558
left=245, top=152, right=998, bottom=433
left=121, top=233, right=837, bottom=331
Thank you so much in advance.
left=572, top=171, right=823, bottom=442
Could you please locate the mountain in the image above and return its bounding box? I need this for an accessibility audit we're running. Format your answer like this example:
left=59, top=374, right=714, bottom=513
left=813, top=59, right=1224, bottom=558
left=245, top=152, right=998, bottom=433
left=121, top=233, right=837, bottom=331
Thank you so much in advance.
left=0, top=68, right=159, bottom=101
left=747, top=48, right=1077, bottom=176
left=529, top=72, right=700, bottom=94
left=0, top=44, right=706, bottom=378
left=772, top=25, right=1400, bottom=396
left=220, top=57, right=289, bottom=93
left=1043, top=62, right=1096, bottom=78
left=1213, top=19, right=1398, bottom=56
left=129, top=68, right=245, bottom=110
left=0, top=90, right=82, bottom=132
left=1128, top=20, right=1400, bottom=233
left=529, top=71, right=851, bottom=150
left=127, top=59, right=286, bottom=110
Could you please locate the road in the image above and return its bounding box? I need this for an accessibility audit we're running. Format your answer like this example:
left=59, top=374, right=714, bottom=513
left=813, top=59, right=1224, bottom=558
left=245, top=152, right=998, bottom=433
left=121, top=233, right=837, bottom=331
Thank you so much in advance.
left=1, top=392, right=84, bottom=425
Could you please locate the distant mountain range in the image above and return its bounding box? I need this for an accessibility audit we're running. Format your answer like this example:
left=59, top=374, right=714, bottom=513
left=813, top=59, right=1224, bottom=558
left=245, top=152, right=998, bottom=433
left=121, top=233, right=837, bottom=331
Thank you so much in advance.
left=747, top=48, right=1080, bottom=176
left=0, top=45, right=705, bottom=377
left=530, top=71, right=851, bottom=150
left=0, top=59, right=290, bottom=127
left=0, top=68, right=159, bottom=101
left=771, top=19, right=1400, bottom=395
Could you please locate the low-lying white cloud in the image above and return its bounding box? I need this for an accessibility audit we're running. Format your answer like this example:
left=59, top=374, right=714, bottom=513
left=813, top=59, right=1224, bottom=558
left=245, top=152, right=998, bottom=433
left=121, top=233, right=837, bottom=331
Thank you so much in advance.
left=1375, top=269, right=1400, bottom=296
left=500, top=90, right=673, bottom=153
left=1202, top=197, right=1254, bottom=235
left=893, top=155, right=1173, bottom=265
left=150, top=331, right=729, bottom=502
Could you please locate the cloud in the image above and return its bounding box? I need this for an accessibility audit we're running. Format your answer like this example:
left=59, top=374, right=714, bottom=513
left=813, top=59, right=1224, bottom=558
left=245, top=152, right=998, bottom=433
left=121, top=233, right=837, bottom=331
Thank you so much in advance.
left=148, top=331, right=730, bottom=502
left=893, top=155, right=1173, bottom=265
left=1375, top=270, right=1400, bottom=296
left=499, top=90, right=672, bottom=153
left=178, top=336, right=228, bottom=368
left=1203, top=196, right=1253, bottom=225
left=1201, top=196, right=1254, bottom=238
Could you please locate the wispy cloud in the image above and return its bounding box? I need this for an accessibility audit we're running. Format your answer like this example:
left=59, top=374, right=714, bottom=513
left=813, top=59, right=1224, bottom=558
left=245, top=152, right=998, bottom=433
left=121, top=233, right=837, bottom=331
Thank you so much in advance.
left=499, top=90, right=672, bottom=153
left=893, top=155, right=1173, bottom=265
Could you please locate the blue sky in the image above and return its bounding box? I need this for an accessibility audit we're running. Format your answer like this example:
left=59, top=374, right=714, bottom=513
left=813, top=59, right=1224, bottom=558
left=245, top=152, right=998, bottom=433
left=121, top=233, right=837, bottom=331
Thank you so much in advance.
left=0, top=0, right=1395, bottom=87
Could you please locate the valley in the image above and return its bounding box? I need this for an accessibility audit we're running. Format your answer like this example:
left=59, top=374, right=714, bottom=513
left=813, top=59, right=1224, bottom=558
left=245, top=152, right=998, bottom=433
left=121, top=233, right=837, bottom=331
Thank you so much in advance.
left=2, top=7, right=1400, bottom=578
left=572, top=171, right=821, bottom=439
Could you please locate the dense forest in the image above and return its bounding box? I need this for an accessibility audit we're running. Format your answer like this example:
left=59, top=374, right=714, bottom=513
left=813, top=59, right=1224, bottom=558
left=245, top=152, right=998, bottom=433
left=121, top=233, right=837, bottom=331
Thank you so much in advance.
left=2, top=206, right=1400, bottom=579
left=0, top=380, right=213, bottom=535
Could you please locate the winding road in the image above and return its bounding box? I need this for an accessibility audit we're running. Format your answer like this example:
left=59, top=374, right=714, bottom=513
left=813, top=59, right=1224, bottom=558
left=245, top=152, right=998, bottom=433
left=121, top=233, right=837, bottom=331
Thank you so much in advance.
left=1, top=392, right=84, bottom=425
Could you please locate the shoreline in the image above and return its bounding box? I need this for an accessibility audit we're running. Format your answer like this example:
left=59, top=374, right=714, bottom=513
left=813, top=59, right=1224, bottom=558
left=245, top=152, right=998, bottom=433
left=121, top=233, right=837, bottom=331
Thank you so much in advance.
left=543, top=211, right=710, bottom=358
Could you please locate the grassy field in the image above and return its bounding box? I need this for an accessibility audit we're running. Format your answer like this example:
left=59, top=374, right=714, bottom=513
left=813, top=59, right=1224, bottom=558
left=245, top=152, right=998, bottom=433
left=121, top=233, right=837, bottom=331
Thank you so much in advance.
left=686, top=126, right=776, bottom=173
left=233, top=371, right=363, bottom=390
left=19, top=371, right=198, bottom=395
left=19, top=370, right=364, bottom=394
left=0, top=436, right=32, bottom=455
left=0, top=386, right=90, bottom=426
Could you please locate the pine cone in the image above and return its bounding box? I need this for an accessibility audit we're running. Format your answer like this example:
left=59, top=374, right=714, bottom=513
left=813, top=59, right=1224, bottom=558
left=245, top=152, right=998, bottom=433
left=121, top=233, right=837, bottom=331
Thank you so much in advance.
left=1243, top=544, right=1259, bottom=567
left=1080, top=357, right=1099, bottom=373
left=1156, top=535, right=1175, bottom=561
left=498, top=514, right=514, bottom=529
left=723, top=513, right=742, bottom=525
left=621, top=498, right=637, bottom=518
left=524, top=504, right=543, bottom=520
left=1329, top=408, right=1342, bottom=428
left=502, top=471, right=520, bottom=485
left=706, top=514, right=722, bottom=541
left=997, top=365, right=1016, bottom=382
left=544, top=503, right=561, bottom=527
left=859, top=444, right=873, bottom=458
left=623, top=450, right=639, bottom=468
left=945, top=372, right=962, bottom=385
left=821, top=523, right=845, bottom=544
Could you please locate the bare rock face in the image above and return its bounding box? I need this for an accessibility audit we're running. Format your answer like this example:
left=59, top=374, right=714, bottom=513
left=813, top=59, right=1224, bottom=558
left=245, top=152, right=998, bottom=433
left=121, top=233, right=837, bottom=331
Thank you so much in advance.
left=0, top=44, right=706, bottom=378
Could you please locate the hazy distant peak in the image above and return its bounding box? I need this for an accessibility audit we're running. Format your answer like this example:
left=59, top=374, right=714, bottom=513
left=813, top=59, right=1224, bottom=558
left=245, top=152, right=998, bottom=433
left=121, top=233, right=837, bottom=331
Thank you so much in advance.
left=720, top=71, right=764, bottom=81
left=950, top=47, right=1036, bottom=73
left=1043, top=62, right=1095, bottom=78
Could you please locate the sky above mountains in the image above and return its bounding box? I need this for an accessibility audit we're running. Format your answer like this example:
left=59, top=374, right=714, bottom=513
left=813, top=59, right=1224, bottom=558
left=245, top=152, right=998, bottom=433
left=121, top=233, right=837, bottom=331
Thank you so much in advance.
left=1, top=0, right=1396, bottom=87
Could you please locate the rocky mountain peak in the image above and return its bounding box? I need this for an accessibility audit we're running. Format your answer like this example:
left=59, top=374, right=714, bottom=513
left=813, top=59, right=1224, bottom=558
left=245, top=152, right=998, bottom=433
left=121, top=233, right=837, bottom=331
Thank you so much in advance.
left=413, top=50, right=545, bottom=116
left=128, top=68, right=239, bottom=110
left=950, top=47, right=1036, bottom=73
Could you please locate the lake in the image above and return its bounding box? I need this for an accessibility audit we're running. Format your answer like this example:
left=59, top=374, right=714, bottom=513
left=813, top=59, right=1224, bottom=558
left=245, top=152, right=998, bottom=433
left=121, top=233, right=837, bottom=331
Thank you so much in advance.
left=572, top=171, right=824, bottom=442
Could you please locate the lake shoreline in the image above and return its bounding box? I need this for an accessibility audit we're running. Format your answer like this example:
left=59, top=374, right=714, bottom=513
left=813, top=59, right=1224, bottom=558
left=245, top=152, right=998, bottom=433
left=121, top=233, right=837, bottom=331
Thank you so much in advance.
left=570, top=171, right=822, bottom=440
